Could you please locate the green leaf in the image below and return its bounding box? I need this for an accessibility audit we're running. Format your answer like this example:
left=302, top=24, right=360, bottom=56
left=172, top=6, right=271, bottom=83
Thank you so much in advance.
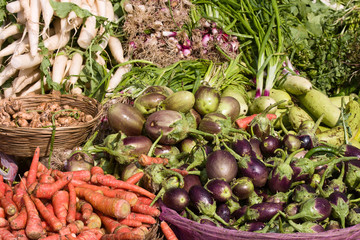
left=305, top=12, right=323, bottom=37
left=50, top=0, right=92, bottom=18
left=40, top=56, right=61, bottom=91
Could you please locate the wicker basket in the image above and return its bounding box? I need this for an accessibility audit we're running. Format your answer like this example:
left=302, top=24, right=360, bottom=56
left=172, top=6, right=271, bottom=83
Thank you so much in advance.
left=0, top=94, right=103, bottom=157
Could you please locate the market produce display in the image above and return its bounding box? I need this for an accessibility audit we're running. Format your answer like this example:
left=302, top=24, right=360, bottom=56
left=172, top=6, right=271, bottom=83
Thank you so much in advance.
left=0, top=0, right=359, bottom=239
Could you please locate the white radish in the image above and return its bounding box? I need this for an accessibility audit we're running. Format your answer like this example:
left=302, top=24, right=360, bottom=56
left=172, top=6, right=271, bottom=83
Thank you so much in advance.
left=95, top=0, right=106, bottom=17
left=19, top=0, right=31, bottom=20
left=52, top=53, right=68, bottom=84
left=10, top=52, right=43, bottom=69
left=3, top=87, right=14, bottom=98
left=43, top=31, right=70, bottom=51
left=63, top=59, right=73, bottom=79
left=40, top=0, right=54, bottom=37
left=0, top=64, right=18, bottom=86
left=0, top=37, right=28, bottom=58
left=13, top=37, right=29, bottom=56
left=16, top=11, right=26, bottom=24
left=67, top=0, right=82, bottom=24
left=77, top=16, right=98, bottom=49
left=18, top=77, right=46, bottom=96
left=14, top=69, right=41, bottom=93
left=105, top=0, right=114, bottom=21
left=96, top=0, right=114, bottom=52
left=86, top=0, right=95, bottom=8
left=107, top=63, right=131, bottom=92
left=71, top=87, right=82, bottom=95
left=60, top=0, right=70, bottom=37
left=67, top=52, right=83, bottom=88
left=27, top=0, right=41, bottom=57
left=12, top=66, right=37, bottom=90
left=0, top=24, right=22, bottom=40
left=108, top=36, right=124, bottom=63
left=6, top=1, right=23, bottom=13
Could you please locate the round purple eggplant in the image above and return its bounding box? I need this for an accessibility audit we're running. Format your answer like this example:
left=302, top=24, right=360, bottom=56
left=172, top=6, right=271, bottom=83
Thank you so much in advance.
left=347, top=207, right=360, bottom=226
left=205, top=178, right=232, bottom=202
left=245, top=202, right=283, bottom=222
left=260, top=135, right=281, bottom=157
left=297, top=135, right=314, bottom=150
left=239, top=222, right=265, bottom=232
left=232, top=205, right=248, bottom=220
left=183, top=174, right=202, bottom=193
left=238, top=155, right=268, bottom=188
left=198, top=112, right=232, bottom=135
left=288, top=220, right=325, bottom=233
left=216, top=96, right=240, bottom=122
left=134, top=92, right=167, bottom=115
left=249, top=138, right=263, bottom=159
left=292, top=184, right=317, bottom=203
left=328, top=191, right=349, bottom=228
left=162, top=187, right=190, bottom=212
left=198, top=216, right=218, bottom=226
left=288, top=197, right=331, bottom=222
left=342, top=144, right=360, bottom=158
left=266, top=191, right=290, bottom=206
left=206, top=150, right=238, bottom=183
left=216, top=204, right=231, bottom=223
left=285, top=203, right=300, bottom=217
left=194, top=86, right=220, bottom=116
left=231, top=177, right=254, bottom=200
left=291, top=157, right=331, bottom=182
left=232, top=139, right=254, bottom=157
left=283, top=134, right=301, bottom=152
left=107, top=102, right=145, bottom=136
left=122, top=135, right=153, bottom=157
left=145, top=110, right=188, bottom=145
left=326, top=220, right=341, bottom=231
left=142, top=85, right=174, bottom=96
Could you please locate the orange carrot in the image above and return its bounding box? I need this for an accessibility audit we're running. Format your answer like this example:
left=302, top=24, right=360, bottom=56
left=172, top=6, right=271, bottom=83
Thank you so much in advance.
left=125, top=213, right=156, bottom=224
left=1, top=196, right=17, bottom=216
left=12, top=229, right=28, bottom=240
left=76, top=229, right=98, bottom=240
left=37, top=162, right=49, bottom=173
left=32, top=196, right=63, bottom=232
left=0, top=227, right=17, bottom=239
left=85, top=212, right=102, bottom=229
left=66, top=183, right=76, bottom=223
left=235, top=113, right=277, bottom=130
left=76, top=200, right=93, bottom=220
left=30, top=175, right=72, bottom=199
left=9, top=207, right=27, bottom=230
left=0, top=207, right=5, bottom=218
left=125, top=172, right=144, bottom=185
left=59, top=220, right=83, bottom=236
left=100, top=231, right=144, bottom=240
left=97, top=213, right=122, bottom=233
left=52, top=170, right=91, bottom=182
left=75, top=187, right=131, bottom=219
left=23, top=192, right=45, bottom=239
left=76, top=183, right=138, bottom=207
left=0, top=217, right=9, bottom=227
left=2, top=184, right=18, bottom=216
left=52, top=190, right=69, bottom=226
left=91, top=174, right=156, bottom=199
left=45, top=203, right=55, bottom=216
left=90, top=166, right=104, bottom=176
left=117, top=218, right=142, bottom=228
left=138, top=154, right=168, bottom=166
left=131, top=204, right=160, bottom=217
left=131, top=226, right=150, bottom=239
left=160, top=221, right=178, bottom=240
left=39, top=234, right=65, bottom=240
left=38, top=174, right=55, bottom=184
left=27, top=147, right=40, bottom=188
left=13, top=178, right=26, bottom=209
left=137, top=197, right=152, bottom=206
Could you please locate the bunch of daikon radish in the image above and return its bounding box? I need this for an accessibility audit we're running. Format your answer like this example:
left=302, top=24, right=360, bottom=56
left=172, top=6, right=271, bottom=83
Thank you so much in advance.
left=0, top=0, right=131, bottom=99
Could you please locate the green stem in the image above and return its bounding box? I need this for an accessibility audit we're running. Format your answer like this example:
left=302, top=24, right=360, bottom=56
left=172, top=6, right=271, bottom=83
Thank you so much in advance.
left=147, top=131, right=163, bottom=157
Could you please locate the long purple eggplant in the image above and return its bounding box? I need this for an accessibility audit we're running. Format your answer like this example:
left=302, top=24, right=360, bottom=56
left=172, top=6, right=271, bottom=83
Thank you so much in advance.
left=287, top=197, right=331, bottom=222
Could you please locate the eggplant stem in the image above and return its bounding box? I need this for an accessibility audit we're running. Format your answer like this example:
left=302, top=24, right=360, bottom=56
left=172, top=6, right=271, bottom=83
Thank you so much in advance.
left=147, top=130, right=163, bottom=157
left=185, top=207, right=200, bottom=221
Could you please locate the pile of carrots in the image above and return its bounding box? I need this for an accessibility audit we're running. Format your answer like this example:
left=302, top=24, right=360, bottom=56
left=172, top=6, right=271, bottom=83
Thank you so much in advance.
left=0, top=146, right=178, bottom=240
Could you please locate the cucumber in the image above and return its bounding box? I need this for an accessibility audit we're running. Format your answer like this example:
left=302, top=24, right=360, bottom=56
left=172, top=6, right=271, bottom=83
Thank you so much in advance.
left=281, top=75, right=312, bottom=96
left=297, top=89, right=340, bottom=128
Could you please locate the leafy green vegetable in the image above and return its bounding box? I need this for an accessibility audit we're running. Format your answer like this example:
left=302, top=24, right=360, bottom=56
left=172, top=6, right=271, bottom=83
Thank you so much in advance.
left=280, top=0, right=360, bottom=96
